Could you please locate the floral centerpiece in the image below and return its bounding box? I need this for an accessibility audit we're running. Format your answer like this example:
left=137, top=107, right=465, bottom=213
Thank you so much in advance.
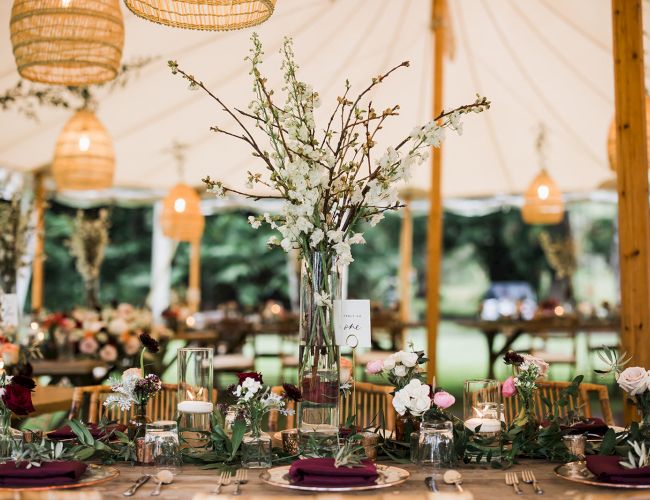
left=228, top=372, right=296, bottom=468
left=0, top=373, right=36, bottom=459
left=502, top=351, right=549, bottom=429
left=104, top=333, right=162, bottom=443
left=169, top=33, right=488, bottom=449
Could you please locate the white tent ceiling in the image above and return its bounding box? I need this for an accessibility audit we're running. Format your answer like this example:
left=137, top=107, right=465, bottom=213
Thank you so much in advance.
left=0, top=0, right=642, bottom=200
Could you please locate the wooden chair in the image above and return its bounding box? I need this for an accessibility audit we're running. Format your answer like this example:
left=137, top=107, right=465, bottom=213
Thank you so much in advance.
left=267, top=382, right=396, bottom=433
left=502, top=380, right=614, bottom=426
left=68, top=384, right=217, bottom=424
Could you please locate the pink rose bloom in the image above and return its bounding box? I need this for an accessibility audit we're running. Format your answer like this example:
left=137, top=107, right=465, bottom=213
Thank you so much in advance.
left=433, top=391, right=455, bottom=409
left=99, top=344, right=118, bottom=362
left=123, top=367, right=143, bottom=380
left=1, top=343, right=20, bottom=366
left=365, top=359, right=384, bottom=375
left=79, top=336, right=99, bottom=355
left=502, top=376, right=517, bottom=398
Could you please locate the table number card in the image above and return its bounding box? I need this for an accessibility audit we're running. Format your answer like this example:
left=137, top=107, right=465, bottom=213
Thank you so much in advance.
left=334, top=299, right=371, bottom=348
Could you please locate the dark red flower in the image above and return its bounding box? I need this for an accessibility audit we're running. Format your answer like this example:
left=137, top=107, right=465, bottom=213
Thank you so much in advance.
left=503, top=351, right=524, bottom=366
left=237, top=372, right=263, bottom=385
left=3, top=383, right=35, bottom=415
left=139, top=332, right=159, bottom=353
left=282, top=383, right=302, bottom=402
left=11, top=375, right=35, bottom=391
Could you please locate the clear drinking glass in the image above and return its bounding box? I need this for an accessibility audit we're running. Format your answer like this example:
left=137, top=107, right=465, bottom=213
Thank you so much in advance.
left=418, top=420, right=455, bottom=468
left=145, top=421, right=182, bottom=474
left=177, top=347, right=214, bottom=450
left=463, top=379, right=502, bottom=461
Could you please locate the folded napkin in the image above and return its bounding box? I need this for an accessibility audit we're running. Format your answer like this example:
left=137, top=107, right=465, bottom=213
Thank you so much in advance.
left=0, top=461, right=87, bottom=487
left=49, top=423, right=126, bottom=441
left=586, top=455, right=650, bottom=485
left=564, top=418, right=609, bottom=436
left=288, top=458, right=378, bottom=487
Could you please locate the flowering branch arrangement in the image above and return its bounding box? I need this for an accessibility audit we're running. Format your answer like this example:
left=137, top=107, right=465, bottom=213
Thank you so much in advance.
left=0, top=194, right=32, bottom=293
left=502, top=351, right=549, bottom=428
left=67, top=209, right=110, bottom=310
left=104, top=333, right=161, bottom=411
left=228, top=372, right=296, bottom=438
left=365, top=345, right=427, bottom=391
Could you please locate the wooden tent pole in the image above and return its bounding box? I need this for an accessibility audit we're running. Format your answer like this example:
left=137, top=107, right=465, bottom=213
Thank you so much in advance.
left=188, top=240, right=201, bottom=313
left=31, top=172, right=45, bottom=315
left=399, top=195, right=413, bottom=327
left=611, top=0, right=650, bottom=422
left=426, top=0, right=446, bottom=383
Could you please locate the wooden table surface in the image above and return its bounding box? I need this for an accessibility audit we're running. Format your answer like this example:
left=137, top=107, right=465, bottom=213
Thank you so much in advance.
left=31, top=385, right=74, bottom=416
left=8, top=459, right=643, bottom=500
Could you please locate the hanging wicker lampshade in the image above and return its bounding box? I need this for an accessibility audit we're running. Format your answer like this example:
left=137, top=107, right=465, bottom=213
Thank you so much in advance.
left=10, top=0, right=124, bottom=86
left=52, top=109, right=115, bottom=190
left=123, top=0, right=275, bottom=31
left=161, top=183, right=205, bottom=242
left=607, top=96, right=650, bottom=171
left=521, top=169, right=564, bottom=225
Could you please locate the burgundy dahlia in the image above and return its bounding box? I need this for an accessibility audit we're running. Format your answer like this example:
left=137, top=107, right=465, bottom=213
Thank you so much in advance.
left=503, top=351, right=524, bottom=366
left=282, top=383, right=302, bottom=402
left=237, top=372, right=263, bottom=385
left=139, top=332, right=160, bottom=353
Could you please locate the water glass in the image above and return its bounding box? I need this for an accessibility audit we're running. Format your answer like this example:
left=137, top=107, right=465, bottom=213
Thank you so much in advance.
left=463, top=379, right=502, bottom=461
left=145, top=421, right=182, bottom=474
left=177, top=347, right=214, bottom=450
left=418, top=420, right=455, bottom=468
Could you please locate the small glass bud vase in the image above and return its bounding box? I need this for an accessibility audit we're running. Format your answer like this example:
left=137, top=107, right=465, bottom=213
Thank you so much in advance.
left=418, top=417, right=455, bottom=469
left=241, top=427, right=272, bottom=469
left=0, top=411, right=15, bottom=462
left=177, top=348, right=214, bottom=450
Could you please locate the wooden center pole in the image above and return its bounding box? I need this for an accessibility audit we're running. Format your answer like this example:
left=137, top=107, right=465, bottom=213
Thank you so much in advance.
left=611, top=0, right=650, bottom=422
left=399, top=195, right=413, bottom=325
left=426, top=0, right=446, bottom=383
left=188, top=240, right=201, bottom=313
left=31, top=172, right=45, bottom=315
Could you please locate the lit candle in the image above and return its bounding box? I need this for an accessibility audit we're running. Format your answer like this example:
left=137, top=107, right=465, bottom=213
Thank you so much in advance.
left=177, top=401, right=213, bottom=413
left=464, top=417, right=501, bottom=433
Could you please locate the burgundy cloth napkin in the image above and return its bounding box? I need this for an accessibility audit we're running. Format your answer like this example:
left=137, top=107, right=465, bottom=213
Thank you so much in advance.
left=565, top=418, right=609, bottom=436
left=49, top=423, right=126, bottom=441
left=586, top=455, right=650, bottom=485
left=0, top=461, right=87, bottom=487
left=288, top=458, right=378, bottom=487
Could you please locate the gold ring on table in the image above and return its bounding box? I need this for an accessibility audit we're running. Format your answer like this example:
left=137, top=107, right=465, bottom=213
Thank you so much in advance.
left=346, top=334, right=359, bottom=348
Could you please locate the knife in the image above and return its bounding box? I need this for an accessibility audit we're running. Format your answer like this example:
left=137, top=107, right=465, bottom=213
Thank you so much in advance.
left=123, top=474, right=151, bottom=496
left=425, top=476, right=439, bottom=493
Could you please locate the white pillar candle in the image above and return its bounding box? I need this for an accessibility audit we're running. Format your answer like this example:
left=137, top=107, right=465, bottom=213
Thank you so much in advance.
left=177, top=401, right=214, bottom=414
left=464, top=417, right=501, bottom=433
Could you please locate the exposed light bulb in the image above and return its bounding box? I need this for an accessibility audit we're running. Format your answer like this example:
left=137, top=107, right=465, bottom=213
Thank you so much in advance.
left=537, top=184, right=549, bottom=201
left=61, top=0, right=71, bottom=6
left=78, top=134, right=91, bottom=152
left=174, top=197, right=186, bottom=213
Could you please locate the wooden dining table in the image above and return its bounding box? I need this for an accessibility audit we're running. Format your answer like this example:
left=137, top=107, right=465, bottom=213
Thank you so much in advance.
left=31, top=385, right=74, bottom=417
left=9, top=459, right=640, bottom=499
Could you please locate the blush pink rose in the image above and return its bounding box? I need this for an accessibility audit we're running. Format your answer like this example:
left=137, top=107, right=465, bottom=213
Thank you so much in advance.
left=433, top=391, right=455, bottom=409
left=365, top=360, right=384, bottom=374
left=79, top=336, right=99, bottom=355
left=502, top=376, right=517, bottom=398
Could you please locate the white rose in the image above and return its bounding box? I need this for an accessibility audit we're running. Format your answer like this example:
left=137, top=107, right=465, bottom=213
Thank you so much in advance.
left=392, top=388, right=410, bottom=416
left=618, top=367, right=650, bottom=396
left=410, top=395, right=432, bottom=416
left=401, top=352, right=419, bottom=368
left=393, top=365, right=407, bottom=377
left=382, top=355, right=396, bottom=371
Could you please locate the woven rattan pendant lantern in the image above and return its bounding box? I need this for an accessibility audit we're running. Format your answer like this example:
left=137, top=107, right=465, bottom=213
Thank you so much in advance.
left=161, top=183, right=205, bottom=242
left=607, top=95, right=650, bottom=171
left=124, top=0, right=275, bottom=31
left=10, top=0, right=124, bottom=86
left=52, top=109, right=115, bottom=190
left=522, top=125, right=564, bottom=225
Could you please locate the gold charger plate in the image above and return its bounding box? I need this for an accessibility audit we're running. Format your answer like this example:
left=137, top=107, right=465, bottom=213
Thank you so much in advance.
left=555, top=461, right=650, bottom=489
left=260, top=463, right=409, bottom=492
left=0, top=464, right=119, bottom=492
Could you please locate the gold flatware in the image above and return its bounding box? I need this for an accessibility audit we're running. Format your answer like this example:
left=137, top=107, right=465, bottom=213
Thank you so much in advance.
left=522, top=469, right=543, bottom=495
left=123, top=475, right=150, bottom=497
left=233, top=469, right=248, bottom=496
left=443, top=470, right=464, bottom=493
left=505, top=472, right=523, bottom=495
left=213, top=470, right=232, bottom=494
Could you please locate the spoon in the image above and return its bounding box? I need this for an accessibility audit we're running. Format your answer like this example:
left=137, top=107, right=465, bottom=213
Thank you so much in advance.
left=424, top=476, right=439, bottom=492
left=150, top=470, right=174, bottom=496
left=443, top=470, right=464, bottom=493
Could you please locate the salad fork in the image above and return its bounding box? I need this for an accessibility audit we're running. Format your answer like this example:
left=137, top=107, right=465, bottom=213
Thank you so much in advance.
left=233, top=469, right=248, bottom=496
left=521, top=469, right=544, bottom=495
left=505, top=472, right=523, bottom=495
left=213, top=470, right=232, bottom=494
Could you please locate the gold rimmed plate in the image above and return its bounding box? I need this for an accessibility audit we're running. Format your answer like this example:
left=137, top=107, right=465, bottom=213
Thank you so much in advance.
left=260, top=463, right=409, bottom=492
left=554, top=461, right=650, bottom=489
left=0, top=464, right=119, bottom=492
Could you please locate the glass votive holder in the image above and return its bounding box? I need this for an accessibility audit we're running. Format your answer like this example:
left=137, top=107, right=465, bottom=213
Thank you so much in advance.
left=145, top=421, right=182, bottom=474
left=135, top=437, right=154, bottom=465
left=360, top=432, right=379, bottom=461
left=418, top=420, right=455, bottom=469
left=177, top=347, right=214, bottom=450
left=281, top=429, right=300, bottom=455
left=563, top=434, right=587, bottom=460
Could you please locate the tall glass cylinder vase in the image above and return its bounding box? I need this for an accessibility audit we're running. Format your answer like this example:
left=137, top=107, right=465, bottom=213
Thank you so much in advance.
left=0, top=273, right=19, bottom=338
left=463, top=379, right=502, bottom=462
left=0, top=410, right=13, bottom=462
left=297, top=252, right=340, bottom=453
left=177, top=348, right=214, bottom=451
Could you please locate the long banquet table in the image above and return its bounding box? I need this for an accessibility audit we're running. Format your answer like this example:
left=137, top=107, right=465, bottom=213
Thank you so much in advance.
left=23, top=460, right=635, bottom=499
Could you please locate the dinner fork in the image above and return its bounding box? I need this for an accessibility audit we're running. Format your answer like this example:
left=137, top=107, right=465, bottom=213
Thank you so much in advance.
left=213, top=470, right=232, bottom=494
left=233, top=469, right=248, bottom=496
left=505, top=472, right=523, bottom=495
left=521, top=469, right=544, bottom=495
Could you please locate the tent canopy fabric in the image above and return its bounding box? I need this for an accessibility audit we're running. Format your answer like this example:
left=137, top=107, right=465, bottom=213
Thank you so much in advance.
left=0, top=0, right=639, bottom=200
